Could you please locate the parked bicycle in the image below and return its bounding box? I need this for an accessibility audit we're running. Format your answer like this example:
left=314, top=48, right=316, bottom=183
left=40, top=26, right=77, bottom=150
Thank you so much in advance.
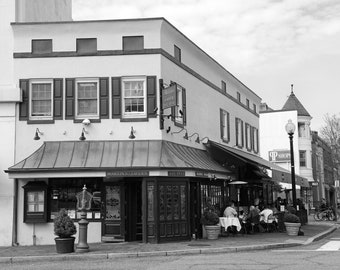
left=313, top=207, right=336, bottom=221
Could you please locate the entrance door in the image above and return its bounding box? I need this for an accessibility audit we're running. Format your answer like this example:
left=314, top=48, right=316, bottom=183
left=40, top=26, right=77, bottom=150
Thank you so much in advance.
left=125, top=181, right=142, bottom=241
left=102, top=184, right=125, bottom=241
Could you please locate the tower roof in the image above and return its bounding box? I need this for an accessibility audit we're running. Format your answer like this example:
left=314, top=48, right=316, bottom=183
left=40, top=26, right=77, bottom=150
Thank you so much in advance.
left=282, top=84, right=311, bottom=117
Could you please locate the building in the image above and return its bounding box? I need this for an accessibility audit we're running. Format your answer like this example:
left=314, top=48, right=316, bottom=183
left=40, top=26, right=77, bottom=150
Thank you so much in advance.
left=1, top=0, right=291, bottom=246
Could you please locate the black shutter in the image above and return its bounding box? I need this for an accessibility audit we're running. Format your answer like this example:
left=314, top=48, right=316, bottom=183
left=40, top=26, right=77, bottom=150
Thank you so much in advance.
left=147, top=76, right=157, bottom=118
left=111, top=77, right=121, bottom=118
left=182, top=87, right=186, bottom=125
left=19, top=79, right=29, bottom=121
left=53, top=78, right=63, bottom=120
left=65, top=78, right=75, bottom=119
left=100, top=77, right=109, bottom=119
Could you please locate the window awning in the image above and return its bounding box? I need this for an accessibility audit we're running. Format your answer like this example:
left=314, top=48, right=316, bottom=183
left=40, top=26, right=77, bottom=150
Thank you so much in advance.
left=206, top=141, right=309, bottom=187
left=6, top=140, right=231, bottom=178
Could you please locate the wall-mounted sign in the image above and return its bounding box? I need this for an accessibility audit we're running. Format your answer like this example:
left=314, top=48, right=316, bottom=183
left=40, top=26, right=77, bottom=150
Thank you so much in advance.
left=162, top=84, right=177, bottom=109
left=195, top=171, right=209, bottom=178
left=268, top=150, right=290, bottom=162
left=106, top=170, right=149, bottom=177
left=168, top=171, right=185, bottom=177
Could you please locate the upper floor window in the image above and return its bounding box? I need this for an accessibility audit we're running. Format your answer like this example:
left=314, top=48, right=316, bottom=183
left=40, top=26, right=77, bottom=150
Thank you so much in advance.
left=235, top=117, right=244, bottom=148
left=300, top=150, right=306, bottom=167
left=32, top=39, right=52, bottom=54
left=76, top=79, right=99, bottom=119
left=122, top=77, right=147, bottom=119
left=237, top=92, right=241, bottom=102
left=174, top=45, right=181, bottom=62
left=252, top=127, right=259, bottom=153
left=253, top=104, right=257, bottom=113
left=245, top=123, right=252, bottom=151
left=220, top=109, right=230, bottom=143
left=221, top=81, right=226, bottom=94
left=76, top=38, right=97, bottom=53
left=29, top=80, right=53, bottom=120
left=123, top=36, right=144, bottom=51
left=298, top=123, right=307, bottom=137
left=246, top=99, right=250, bottom=108
left=172, top=83, right=186, bottom=127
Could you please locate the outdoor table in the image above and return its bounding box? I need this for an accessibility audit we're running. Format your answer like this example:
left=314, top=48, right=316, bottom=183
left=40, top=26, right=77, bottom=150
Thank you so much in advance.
left=219, top=217, right=242, bottom=232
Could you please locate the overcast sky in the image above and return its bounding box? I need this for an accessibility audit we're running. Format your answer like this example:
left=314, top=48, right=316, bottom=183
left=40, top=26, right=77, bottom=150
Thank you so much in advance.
left=73, top=0, right=340, bottom=132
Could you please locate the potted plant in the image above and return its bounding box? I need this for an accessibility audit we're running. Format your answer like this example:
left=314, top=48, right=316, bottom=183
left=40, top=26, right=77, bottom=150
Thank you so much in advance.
left=283, top=212, right=301, bottom=236
left=200, top=204, right=220, bottom=240
left=54, top=209, right=77, bottom=253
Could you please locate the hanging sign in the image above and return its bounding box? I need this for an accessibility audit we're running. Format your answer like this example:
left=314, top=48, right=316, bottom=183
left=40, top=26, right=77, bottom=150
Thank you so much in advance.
left=268, top=150, right=290, bottom=162
left=162, top=84, right=177, bottom=109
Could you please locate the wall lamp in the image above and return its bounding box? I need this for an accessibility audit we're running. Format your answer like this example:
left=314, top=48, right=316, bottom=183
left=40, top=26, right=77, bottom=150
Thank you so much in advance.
left=199, top=136, right=209, bottom=143
left=33, top=128, right=43, bottom=140
left=79, top=128, right=88, bottom=141
left=129, top=126, right=136, bottom=139
left=171, top=128, right=188, bottom=140
left=188, top=132, right=200, bottom=143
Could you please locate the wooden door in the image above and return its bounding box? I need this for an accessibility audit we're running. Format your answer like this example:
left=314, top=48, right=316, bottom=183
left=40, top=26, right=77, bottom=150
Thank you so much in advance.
left=125, top=181, right=142, bottom=241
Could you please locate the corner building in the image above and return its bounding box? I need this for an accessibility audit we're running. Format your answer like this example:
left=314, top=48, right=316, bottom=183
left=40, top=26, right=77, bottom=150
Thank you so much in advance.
left=6, top=11, right=280, bottom=245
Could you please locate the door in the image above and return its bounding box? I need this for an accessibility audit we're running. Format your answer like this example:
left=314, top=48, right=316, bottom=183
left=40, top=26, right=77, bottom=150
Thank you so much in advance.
left=102, top=184, right=125, bottom=241
left=125, top=181, right=142, bottom=241
left=190, top=181, right=201, bottom=239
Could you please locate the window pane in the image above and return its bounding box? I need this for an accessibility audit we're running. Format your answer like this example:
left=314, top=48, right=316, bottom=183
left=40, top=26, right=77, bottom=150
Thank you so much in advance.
left=31, top=83, right=52, bottom=116
left=123, top=36, right=144, bottom=51
left=122, top=78, right=146, bottom=117
left=32, top=39, right=52, bottom=54
left=77, top=82, right=98, bottom=116
left=77, top=38, right=97, bottom=53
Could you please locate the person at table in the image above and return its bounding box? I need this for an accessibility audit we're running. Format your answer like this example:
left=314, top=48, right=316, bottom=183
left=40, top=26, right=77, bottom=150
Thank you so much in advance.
left=246, top=205, right=262, bottom=233
left=259, top=205, right=273, bottom=222
left=223, top=201, right=237, bottom=217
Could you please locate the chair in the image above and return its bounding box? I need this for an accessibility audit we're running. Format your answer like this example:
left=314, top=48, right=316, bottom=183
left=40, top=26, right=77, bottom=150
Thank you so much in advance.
left=264, top=214, right=278, bottom=232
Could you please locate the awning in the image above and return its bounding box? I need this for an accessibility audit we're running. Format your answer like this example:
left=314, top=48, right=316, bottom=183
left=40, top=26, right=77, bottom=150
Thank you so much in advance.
left=206, top=141, right=309, bottom=187
left=6, top=140, right=231, bottom=178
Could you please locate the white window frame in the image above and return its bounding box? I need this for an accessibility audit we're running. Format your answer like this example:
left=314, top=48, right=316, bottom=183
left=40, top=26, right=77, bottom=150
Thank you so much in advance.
left=221, top=109, right=230, bottom=143
left=75, top=78, right=99, bottom=119
left=122, top=76, right=147, bottom=119
left=245, top=123, right=252, bottom=151
left=235, top=117, right=244, bottom=148
left=29, top=79, right=53, bottom=120
left=174, top=84, right=184, bottom=126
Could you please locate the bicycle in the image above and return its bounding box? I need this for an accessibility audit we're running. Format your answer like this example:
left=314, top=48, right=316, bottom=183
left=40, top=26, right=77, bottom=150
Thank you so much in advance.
left=313, top=207, right=336, bottom=221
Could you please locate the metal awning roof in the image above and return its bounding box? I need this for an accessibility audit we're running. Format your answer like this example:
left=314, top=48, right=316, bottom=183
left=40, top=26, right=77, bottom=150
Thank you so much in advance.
left=6, top=140, right=230, bottom=176
left=207, top=141, right=309, bottom=187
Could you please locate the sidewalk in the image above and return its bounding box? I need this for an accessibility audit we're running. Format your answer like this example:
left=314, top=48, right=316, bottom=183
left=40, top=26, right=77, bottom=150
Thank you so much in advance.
left=0, top=218, right=338, bottom=264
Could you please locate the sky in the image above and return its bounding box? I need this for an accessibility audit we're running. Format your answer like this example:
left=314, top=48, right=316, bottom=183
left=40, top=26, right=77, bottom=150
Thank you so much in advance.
left=73, top=0, right=340, bottom=132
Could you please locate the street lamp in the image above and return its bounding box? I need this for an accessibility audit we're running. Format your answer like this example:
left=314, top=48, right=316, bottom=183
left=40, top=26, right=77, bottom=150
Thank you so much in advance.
left=285, top=119, right=297, bottom=210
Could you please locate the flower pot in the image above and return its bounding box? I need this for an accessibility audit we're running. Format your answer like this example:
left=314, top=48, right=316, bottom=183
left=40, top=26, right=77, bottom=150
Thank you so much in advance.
left=204, top=225, right=220, bottom=240
left=284, top=222, right=301, bottom=236
left=55, top=237, right=75, bottom=253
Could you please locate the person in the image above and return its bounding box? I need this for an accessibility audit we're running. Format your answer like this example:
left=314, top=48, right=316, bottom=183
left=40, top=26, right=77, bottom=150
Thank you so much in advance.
left=246, top=205, right=261, bottom=233
left=320, top=198, right=328, bottom=211
left=260, top=204, right=277, bottom=232
left=259, top=205, right=274, bottom=223
left=223, top=201, right=237, bottom=217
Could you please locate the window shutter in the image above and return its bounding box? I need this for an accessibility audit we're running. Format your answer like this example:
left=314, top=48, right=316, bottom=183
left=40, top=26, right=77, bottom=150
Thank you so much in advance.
left=147, top=76, right=157, bottom=118
left=65, top=78, right=75, bottom=119
left=53, top=78, right=63, bottom=120
left=99, top=77, right=109, bottom=119
left=220, top=109, right=224, bottom=139
left=182, top=87, right=186, bottom=125
left=19, top=79, right=29, bottom=121
left=111, top=77, right=121, bottom=118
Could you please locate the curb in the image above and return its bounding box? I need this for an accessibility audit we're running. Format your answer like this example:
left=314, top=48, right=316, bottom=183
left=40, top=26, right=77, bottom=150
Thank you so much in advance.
left=303, top=225, right=338, bottom=245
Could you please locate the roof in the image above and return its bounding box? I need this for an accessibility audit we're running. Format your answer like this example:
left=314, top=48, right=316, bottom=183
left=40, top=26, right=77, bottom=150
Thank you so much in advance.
left=282, top=91, right=311, bottom=117
left=7, top=140, right=229, bottom=174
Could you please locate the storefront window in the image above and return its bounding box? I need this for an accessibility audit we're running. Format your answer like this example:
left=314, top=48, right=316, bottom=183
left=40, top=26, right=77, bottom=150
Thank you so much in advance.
left=201, top=184, right=223, bottom=215
left=49, top=178, right=102, bottom=221
left=23, top=181, right=48, bottom=223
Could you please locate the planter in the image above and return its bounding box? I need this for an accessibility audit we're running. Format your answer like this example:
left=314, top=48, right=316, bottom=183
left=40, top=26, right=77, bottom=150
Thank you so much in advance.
left=284, top=222, right=301, bottom=236
left=205, top=225, right=220, bottom=240
left=55, top=237, right=75, bottom=253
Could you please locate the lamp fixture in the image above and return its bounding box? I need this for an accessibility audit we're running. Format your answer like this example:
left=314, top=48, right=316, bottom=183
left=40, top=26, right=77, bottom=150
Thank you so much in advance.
left=79, top=128, right=87, bottom=141
left=199, top=136, right=209, bottom=143
left=129, top=126, right=136, bottom=139
left=171, top=128, right=188, bottom=139
left=33, top=128, right=43, bottom=140
left=188, top=132, right=200, bottom=143
left=166, top=126, right=171, bottom=133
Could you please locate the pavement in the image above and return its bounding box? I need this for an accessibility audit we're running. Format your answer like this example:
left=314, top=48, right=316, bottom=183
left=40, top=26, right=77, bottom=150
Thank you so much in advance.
left=0, top=216, right=338, bottom=264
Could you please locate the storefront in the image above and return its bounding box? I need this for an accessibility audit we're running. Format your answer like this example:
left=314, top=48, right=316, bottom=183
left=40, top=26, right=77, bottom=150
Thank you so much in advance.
left=6, top=140, right=231, bottom=245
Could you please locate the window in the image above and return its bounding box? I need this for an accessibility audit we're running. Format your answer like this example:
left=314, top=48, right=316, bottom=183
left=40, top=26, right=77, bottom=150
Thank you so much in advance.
left=172, top=83, right=186, bottom=127
left=300, top=151, right=306, bottom=167
left=252, top=127, right=259, bottom=153
left=237, top=92, right=241, bottom=102
left=29, top=80, right=53, bottom=120
left=221, top=81, right=226, bottom=94
left=245, top=123, right=252, bottom=151
left=123, top=36, right=144, bottom=51
left=32, top=39, right=52, bottom=54
left=246, top=99, right=250, bottom=108
left=76, top=79, right=99, bottom=119
left=122, top=77, right=147, bottom=119
left=298, top=123, right=306, bottom=137
left=174, top=45, right=181, bottom=62
left=76, top=38, right=97, bottom=53
left=220, top=109, right=230, bottom=143
left=253, top=104, right=257, bottom=113
left=235, top=118, right=244, bottom=148
left=23, top=182, right=48, bottom=223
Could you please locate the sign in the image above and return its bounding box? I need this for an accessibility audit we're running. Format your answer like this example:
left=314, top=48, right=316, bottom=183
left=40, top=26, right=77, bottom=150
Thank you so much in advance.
left=195, top=171, right=210, bottom=178
left=106, top=170, right=150, bottom=177
left=268, top=150, right=290, bottom=162
left=168, top=171, right=185, bottom=177
left=162, top=84, right=177, bottom=109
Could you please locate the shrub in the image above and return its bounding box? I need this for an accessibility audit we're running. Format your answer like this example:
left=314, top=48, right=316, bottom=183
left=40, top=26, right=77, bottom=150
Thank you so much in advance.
left=200, top=203, right=220, bottom=226
left=54, top=209, right=77, bottom=238
left=283, top=212, right=300, bottom=223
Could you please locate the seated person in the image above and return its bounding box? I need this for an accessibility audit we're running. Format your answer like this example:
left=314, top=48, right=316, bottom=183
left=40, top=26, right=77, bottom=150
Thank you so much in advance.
left=260, top=204, right=277, bottom=232
left=246, top=205, right=261, bottom=233
left=223, top=201, right=237, bottom=217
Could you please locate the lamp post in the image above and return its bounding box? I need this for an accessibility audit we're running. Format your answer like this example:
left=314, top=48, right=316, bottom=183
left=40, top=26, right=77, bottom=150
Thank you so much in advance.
left=285, top=119, right=297, bottom=210
left=76, top=185, right=93, bottom=253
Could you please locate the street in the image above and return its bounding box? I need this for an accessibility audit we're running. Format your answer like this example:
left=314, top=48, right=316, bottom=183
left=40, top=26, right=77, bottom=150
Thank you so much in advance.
left=3, top=227, right=340, bottom=270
